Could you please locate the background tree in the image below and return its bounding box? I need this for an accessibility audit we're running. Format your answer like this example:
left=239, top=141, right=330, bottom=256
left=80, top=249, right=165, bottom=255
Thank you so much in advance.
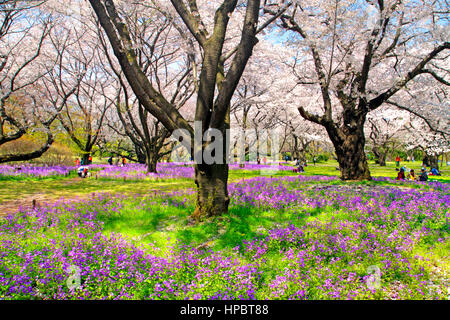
left=365, top=108, right=409, bottom=166
left=0, top=0, right=63, bottom=162
left=267, top=0, right=449, bottom=180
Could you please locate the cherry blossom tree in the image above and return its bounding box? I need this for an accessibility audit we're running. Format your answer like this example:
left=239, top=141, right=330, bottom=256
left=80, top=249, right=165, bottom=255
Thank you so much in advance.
left=88, top=0, right=289, bottom=219
left=0, top=0, right=60, bottom=162
left=267, top=0, right=449, bottom=180
left=365, top=107, right=410, bottom=166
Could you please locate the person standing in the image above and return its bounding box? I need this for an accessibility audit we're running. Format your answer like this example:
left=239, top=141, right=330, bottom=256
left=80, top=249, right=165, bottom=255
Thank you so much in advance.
left=108, top=156, right=113, bottom=165
left=75, top=158, right=80, bottom=166
left=395, top=155, right=400, bottom=167
left=122, top=156, right=126, bottom=166
left=88, top=155, right=93, bottom=165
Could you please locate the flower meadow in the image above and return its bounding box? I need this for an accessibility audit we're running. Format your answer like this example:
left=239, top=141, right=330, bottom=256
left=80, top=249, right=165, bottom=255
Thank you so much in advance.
left=0, top=175, right=449, bottom=300
left=0, top=162, right=292, bottom=181
left=95, top=163, right=194, bottom=180
left=95, top=162, right=293, bottom=180
left=0, top=164, right=74, bottom=178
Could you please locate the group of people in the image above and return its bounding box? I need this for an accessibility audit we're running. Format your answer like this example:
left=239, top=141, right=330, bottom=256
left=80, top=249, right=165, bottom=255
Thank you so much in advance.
left=256, top=157, right=268, bottom=165
left=74, top=155, right=93, bottom=166
left=293, top=159, right=307, bottom=173
left=395, top=155, right=417, bottom=168
left=108, top=156, right=127, bottom=166
left=396, top=166, right=441, bottom=182
left=75, top=156, right=93, bottom=178
left=75, top=155, right=128, bottom=179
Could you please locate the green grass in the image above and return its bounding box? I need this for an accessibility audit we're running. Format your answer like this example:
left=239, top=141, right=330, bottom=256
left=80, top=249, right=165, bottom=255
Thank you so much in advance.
left=1, top=160, right=447, bottom=206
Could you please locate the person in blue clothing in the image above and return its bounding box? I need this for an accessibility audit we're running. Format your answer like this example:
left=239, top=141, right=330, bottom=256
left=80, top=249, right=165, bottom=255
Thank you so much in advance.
left=430, top=167, right=441, bottom=176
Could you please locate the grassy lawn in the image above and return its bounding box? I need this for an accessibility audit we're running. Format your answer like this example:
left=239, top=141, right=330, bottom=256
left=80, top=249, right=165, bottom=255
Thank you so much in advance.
left=1, top=160, right=447, bottom=206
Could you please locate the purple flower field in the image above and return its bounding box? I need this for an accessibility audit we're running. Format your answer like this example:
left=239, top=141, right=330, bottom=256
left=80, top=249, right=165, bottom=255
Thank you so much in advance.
left=0, top=175, right=448, bottom=300
left=0, top=162, right=293, bottom=180
left=96, top=163, right=194, bottom=180
left=0, top=164, right=74, bottom=178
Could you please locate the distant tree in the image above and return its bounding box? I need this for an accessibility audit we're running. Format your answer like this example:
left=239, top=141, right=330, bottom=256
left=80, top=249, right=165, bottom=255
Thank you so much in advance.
left=0, top=1, right=71, bottom=163
left=267, top=0, right=449, bottom=180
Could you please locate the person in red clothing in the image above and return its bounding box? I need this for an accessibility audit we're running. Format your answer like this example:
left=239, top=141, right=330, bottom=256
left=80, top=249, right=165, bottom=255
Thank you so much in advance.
left=395, top=155, right=400, bottom=167
left=75, top=158, right=80, bottom=166
left=88, top=155, right=93, bottom=165
left=396, top=167, right=405, bottom=180
left=122, top=156, right=126, bottom=166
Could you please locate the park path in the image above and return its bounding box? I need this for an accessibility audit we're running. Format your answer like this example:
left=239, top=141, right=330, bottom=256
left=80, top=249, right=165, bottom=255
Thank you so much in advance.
left=0, top=192, right=92, bottom=218
left=0, top=178, right=87, bottom=217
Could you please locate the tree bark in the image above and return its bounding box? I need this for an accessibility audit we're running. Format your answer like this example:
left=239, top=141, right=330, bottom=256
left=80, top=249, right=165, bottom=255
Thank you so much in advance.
left=372, top=147, right=387, bottom=166
left=328, top=126, right=372, bottom=180
left=82, top=153, right=90, bottom=165
left=146, top=152, right=158, bottom=173
left=378, top=151, right=387, bottom=167
left=192, top=163, right=229, bottom=220
left=424, top=154, right=439, bottom=169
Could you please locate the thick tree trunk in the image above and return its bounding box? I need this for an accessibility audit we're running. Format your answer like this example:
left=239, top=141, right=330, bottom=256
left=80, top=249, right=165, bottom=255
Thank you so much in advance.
left=374, top=148, right=388, bottom=166
left=146, top=152, right=157, bottom=173
left=425, top=154, right=439, bottom=169
left=379, top=153, right=387, bottom=166
left=192, top=163, right=229, bottom=220
left=330, top=127, right=372, bottom=180
left=82, top=153, right=90, bottom=165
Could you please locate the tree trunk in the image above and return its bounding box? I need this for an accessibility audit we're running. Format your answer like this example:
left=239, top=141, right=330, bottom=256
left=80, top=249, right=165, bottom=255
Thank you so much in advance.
left=330, top=127, right=372, bottom=180
left=82, top=153, right=90, bottom=165
left=378, top=150, right=387, bottom=166
left=427, top=155, right=439, bottom=169
left=146, top=152, right=157, bottom=173
left=192, top=163, right=229, bottom=220
left=422, top=153, right=438, bottom=169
